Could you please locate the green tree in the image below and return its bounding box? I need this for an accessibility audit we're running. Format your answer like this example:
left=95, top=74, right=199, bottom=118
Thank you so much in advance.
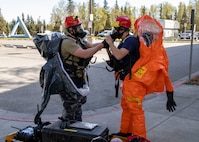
left=131, top=7, right=137, bottom=20
left=140, top=6, right=148, bottom=16
left=110, top=0, right=120, bottom=27
left=186, top=4, right=193, bottom=30
left=103, top=0, right=111, bottom=30
left=177, top=3, right=187, bottom=31
left=67, top=0, right=75, bottom=15
left=36, top=18, right=42, bottom=33
left=25, top=14, right=32, bottom=34
left=50, top=0, right=67, bottom=32
left=149, top=5, right=158, bottom=19
left=29, top=16, right=37, bottom=35
left=6, top=22, right=10, bottom=36
left=178, top=2, right=185, bottom=22
left=78, top=2, right=88, bottom=29
left=0, top=8, right=7, bottom=35
left=190, top=0, right=199, bottom=31
left=94, top=7, right=108, bottom=33
left=2, top=1, right=195, bottom=35
left=161, top=2, right=175, bottom=19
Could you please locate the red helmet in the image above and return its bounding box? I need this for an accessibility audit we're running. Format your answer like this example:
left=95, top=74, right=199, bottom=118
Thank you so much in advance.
left=116, top=16, right=131, bottom=28
left=64, top=16, right=82, bottom=28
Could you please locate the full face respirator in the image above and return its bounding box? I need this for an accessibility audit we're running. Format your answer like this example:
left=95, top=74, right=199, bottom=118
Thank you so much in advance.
left=110, top=26, right=129, bottom=40
left=73, top=24, right=87, bottom=38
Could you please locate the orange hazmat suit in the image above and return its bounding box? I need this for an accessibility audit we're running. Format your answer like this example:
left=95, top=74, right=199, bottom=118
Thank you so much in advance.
left=120, top=15, right=174, bottom=138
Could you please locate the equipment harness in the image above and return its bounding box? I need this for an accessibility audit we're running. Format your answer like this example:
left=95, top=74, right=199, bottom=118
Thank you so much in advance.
left=106, top=35, right=139, bottom=97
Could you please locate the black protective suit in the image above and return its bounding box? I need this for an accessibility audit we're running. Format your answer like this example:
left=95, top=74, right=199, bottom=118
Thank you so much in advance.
left=33, top=33, right=86, bottom=124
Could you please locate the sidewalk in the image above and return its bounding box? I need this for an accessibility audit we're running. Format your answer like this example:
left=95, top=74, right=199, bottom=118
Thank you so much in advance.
left=1, top=73, right=199, bottom=142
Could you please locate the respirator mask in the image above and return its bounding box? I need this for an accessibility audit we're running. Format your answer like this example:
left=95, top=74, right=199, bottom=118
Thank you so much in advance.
left=73, top=24, right=87, bottom=38
left=111, top=27, right=128, bottom=40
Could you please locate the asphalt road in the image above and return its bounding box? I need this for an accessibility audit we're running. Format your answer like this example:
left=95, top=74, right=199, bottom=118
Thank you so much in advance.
left=166, top=43, right=199, bottom=82
left=0, top=39, right=199, bottom=116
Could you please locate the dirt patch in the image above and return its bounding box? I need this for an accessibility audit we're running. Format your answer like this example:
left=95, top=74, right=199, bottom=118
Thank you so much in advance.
left=184, top=75, right=199, bottom=85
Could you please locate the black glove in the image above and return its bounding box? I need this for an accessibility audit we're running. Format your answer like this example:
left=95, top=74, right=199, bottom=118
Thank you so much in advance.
left=166, top=91, right=177, bottom=112
left=102, top=40, right=109, bottom=49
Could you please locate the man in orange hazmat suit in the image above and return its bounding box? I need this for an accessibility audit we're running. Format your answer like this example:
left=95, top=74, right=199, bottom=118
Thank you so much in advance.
left=120, top=15, right=177, bottom=140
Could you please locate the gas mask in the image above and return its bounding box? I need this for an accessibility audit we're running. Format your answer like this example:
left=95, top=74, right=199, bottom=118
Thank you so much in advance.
left=141, top=32, right=153, bottom=47
left=111, top=27, right=127, bottom=40
left=73, top=25, right=87, bottom=38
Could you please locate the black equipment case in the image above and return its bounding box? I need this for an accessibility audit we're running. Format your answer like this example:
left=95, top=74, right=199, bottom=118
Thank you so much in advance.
left=41, top=120, right=109, bottom=142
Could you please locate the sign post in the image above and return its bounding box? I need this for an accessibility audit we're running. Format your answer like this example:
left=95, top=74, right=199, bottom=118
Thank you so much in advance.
left=188, top=9, right=195, bottom=81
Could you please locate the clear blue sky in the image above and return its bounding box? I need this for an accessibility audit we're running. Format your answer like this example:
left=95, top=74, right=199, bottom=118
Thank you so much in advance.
left=0, top=0, right=190, bottom=23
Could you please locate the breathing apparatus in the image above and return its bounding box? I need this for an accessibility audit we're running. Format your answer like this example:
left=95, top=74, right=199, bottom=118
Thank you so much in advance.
left=65, top=16, right=87, bottom=38
left=111, top=16, right=131, bottom=40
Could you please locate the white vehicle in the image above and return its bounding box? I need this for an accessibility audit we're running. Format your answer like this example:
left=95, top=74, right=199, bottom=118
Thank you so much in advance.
left=180, top=30, right=192, bottom=39
left=180, top=30, right=199, bottom=40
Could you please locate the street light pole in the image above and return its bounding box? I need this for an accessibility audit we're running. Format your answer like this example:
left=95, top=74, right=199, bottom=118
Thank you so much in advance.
left=89, top=0, right=93, bottom=35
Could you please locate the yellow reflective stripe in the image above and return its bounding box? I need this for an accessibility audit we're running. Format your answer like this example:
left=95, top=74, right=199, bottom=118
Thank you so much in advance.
left=127, top=97, right=142, bottom=105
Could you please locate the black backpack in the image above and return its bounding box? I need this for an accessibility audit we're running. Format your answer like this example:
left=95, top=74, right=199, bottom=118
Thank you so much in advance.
left=105, top=35, right=140, bottom=98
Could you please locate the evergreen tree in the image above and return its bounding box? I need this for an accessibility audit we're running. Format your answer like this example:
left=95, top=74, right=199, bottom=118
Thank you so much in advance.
left=159, top=4, right=163, bottom=19
left=67, top=0, right=75, bottom=15
left=181, top=5, right=188, bottom=31
left=160, top=2, right=175, bottom=19
left=110, top=0, right=120, bottom=27
left=177, top=2, right=185, bottom=31
left=0, top=8, right=7, bottom=35
left=1, top=1, right=197, bottom=35
left=78, top=2, right=88, bottom=29
left=6, top=22, right=10, bottom=36
left=140, top=6, right=147, bottom=16
left=94, top=7, right=108, bottom=33
left=50, top=0, right=67, bottom=32
left=103, top=0, right=111, bottom=30
left=149, top=5, right=158, bottom=19
left=29, top=16, right=36, bottom=36
left=190, top=0, right=199, bottom=31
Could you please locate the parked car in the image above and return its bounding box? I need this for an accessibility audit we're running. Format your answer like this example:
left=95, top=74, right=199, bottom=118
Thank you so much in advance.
left=97, top=30, right=112, bottom=37
left=0, top=34, right=7, bottom=38
left=194, top=32, right=199, bottom=40
left=179, top=30, right=199, bottom=40
left=179, top=30, right=192, bottom=39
